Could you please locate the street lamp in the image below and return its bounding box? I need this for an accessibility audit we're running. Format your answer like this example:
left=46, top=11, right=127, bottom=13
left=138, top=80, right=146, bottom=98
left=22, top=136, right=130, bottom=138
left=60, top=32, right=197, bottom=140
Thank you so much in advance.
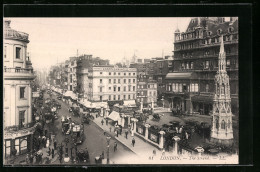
left=161, top=96, right=165, bottom=108
left=106, top=136, right=111, bottom=164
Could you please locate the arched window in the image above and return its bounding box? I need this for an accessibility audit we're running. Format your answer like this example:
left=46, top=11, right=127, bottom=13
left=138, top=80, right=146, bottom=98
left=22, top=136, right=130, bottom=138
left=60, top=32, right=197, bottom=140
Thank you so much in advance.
left=221, top=120, right=225, bottom=129
left=228, top=120, right=231, bottom=128
left=215, top=119, right=219, bottom=129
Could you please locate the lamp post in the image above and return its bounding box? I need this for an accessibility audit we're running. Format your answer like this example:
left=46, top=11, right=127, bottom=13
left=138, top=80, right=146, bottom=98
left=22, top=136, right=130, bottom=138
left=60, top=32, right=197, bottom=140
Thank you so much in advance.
left=161, top=96, right=165, bottom=108
left=106, top=136, right=111, bottom=164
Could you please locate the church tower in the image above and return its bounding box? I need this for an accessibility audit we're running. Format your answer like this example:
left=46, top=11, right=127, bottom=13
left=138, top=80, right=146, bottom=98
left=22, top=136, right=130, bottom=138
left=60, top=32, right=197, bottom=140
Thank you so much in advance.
left=210, top=35, right=234, bottom=146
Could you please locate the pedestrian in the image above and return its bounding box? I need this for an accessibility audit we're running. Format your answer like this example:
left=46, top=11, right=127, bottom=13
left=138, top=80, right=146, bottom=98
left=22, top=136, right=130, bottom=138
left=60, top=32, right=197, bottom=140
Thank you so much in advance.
left=104, top=131, right=106, bottom=136
left=52, top=148, right=55, bottom=159
left=42, top=136, right=46, bottom=148
left=26, top=153, right=30, bottom=164
left=162, top=148, right=165, bottom=156
left=106, top=118, right=108, bottom=125
left=109, top=127, right=112, bottom=132
left=29, top=153, right=34, bottom=164
left=46, top=138, right=50, bottom=148
left=116, top=130, right=119, bottom=137
left=101, top=151, right=105, bottom=159
left=132, top=138, right=135, bottom=147
left=125, top=130, right=128, bottom=139
left=54, top=140, right=57, bottom=150
left=101, top=119, right=104, bottom=125
left=48, top=147, right=51, bottom=156
left=153, top=149, right=156, bottom=156
left=114, top=142, right=117, bottom=152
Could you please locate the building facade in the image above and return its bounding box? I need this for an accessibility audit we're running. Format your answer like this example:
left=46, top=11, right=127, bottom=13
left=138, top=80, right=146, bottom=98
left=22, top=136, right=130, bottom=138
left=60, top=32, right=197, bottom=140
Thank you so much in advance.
left=130, top=61, right=157, bottom=106
left=87, top=66, right=137, bottom=102
left=3, top=20, right=36, bottom=158
left=165, top=17, right=238, bottom=116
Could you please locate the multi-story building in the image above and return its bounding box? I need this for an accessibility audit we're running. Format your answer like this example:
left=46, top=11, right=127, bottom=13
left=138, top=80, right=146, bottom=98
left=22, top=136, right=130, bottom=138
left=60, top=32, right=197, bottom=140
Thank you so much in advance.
left=165, top=17, right=238, bottom=116
left=67, top=59, right=78, bottom=92
left=76, top=55, right=110, bottom=99
left=87, top=66, right=137, bottom=102
left=130, top=62, right=157, bottom=106
left=148, top=57, right=172, bottom=99
left=3, top=20, right=36, bottom=159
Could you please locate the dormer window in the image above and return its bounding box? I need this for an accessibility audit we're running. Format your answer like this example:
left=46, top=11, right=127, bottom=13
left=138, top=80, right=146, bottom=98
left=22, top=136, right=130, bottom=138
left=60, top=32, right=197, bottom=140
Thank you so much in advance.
left=208, top=31, right=212, bottom=36
left=188, top=28, right=191, bottom=32
left=192, top=19, right=195, bottom=23
left=228, top=27, right=234, bottom=33
left=217, top=29, right=222, bottom=34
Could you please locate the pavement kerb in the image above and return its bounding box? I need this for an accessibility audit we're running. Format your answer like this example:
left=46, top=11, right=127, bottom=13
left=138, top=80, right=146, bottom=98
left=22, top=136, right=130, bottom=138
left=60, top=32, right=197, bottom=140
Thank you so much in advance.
left=90, top=120, right=138, bottom=156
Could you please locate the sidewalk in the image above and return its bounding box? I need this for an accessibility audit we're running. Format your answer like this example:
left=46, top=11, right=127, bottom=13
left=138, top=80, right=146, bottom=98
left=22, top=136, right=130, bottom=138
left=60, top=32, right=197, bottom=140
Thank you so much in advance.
left=92, top=116, right=163, bottom=158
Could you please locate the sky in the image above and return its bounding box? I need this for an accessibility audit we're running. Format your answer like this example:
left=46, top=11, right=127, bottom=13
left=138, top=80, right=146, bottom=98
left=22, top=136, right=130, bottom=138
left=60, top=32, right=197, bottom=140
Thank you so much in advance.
left=4, top=17, right=191, bottom=70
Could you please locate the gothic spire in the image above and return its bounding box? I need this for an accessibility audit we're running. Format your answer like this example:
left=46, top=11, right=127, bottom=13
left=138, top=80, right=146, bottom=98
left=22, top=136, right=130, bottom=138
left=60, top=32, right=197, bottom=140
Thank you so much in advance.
left=197, top=17, right=201, bottom=26
left=220, top=35, right=225, bottom=54
left=218, top=35, right=226, bottom=72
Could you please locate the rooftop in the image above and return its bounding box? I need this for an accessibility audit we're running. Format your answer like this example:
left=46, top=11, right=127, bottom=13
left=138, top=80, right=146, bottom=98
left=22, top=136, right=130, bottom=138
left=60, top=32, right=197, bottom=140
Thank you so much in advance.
left=4, top=20, right=29, bottom=43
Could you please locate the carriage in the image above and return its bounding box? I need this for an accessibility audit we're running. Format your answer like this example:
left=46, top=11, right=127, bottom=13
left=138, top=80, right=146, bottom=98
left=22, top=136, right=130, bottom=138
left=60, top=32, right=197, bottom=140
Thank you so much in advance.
left=77, top=149, right=89, bottom=163
left=61, top=116, right=72, bottom=135
left=82, top=113, right=94, bottom=124
left=72, top=124, right=84, bottom=145
left=153, top=113, right=160, bottom=120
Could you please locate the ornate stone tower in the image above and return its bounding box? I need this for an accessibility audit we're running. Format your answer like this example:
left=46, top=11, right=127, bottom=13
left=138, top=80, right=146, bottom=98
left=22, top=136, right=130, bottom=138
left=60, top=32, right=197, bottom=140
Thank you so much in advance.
left=210, top=35, right=234, bottom=146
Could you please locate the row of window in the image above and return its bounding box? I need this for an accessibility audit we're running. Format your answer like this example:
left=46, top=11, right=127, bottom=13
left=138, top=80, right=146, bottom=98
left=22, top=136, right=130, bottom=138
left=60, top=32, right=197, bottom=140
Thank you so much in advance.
left=181, top=61, right=194, bottom=69
left=105, top=78, right=136, bottom=84
left=106, top=94, right=136, bottom=101
left=137, top=91, right=156, bottom=96
left=167, top=83, right=199, bottom=92
left=4, top=47, right=22, bottom=59
left=101, top=86, right=136, bottom=92
left=108, top=72, right=136, bottom=76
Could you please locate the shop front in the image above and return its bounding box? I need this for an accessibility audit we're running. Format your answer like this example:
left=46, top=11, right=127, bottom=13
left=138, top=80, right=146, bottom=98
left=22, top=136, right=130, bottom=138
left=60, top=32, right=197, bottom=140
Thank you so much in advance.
left=191, top=95, right=213, bottom=115
left=4, top=124, right=36, bottom=159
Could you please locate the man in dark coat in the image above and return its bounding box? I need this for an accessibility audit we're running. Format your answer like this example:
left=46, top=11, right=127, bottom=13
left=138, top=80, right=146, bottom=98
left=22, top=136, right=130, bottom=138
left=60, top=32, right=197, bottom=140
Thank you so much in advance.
left=54, top=139, right=57, bottom=150
left=114, top=142, right=117, bottom=152
left=101, top=119, right=104, bottom=125
left=52, top=148, right=55, bottom=159
left=132, top=138, right=135, bottom=147
left=125, top=130, right=128, bottom=139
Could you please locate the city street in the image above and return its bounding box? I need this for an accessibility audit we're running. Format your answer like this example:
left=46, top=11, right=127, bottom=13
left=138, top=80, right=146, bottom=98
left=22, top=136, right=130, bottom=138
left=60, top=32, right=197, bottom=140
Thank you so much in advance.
left=44, top=92, right=136, bottom=164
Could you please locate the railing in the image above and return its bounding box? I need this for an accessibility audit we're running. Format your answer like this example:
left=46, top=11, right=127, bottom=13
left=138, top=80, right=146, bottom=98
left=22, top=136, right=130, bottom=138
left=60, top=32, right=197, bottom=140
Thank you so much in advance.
left=4, top=29, right=29, bottom=42
left=4, top=121, right=36, bottom=132
left=4, top=68, right=33, bottom=74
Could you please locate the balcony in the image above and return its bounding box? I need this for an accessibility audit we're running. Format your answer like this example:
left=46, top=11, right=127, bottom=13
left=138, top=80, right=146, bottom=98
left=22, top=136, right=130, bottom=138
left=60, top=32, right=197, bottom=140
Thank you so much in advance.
left=4, top=28, right=29, bottom=43
left=4, top=67, right=33, bottom=73
left=4, top=121, right=36, bottom=132
left=4, top=67, right=35, bottom=80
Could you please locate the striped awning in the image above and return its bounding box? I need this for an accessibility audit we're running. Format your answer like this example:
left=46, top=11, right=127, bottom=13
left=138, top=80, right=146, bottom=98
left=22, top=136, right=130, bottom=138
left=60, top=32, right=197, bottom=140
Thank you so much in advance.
left=191, top=95, right=213, bottom=103
left=165, top=72, right=192, bottom=80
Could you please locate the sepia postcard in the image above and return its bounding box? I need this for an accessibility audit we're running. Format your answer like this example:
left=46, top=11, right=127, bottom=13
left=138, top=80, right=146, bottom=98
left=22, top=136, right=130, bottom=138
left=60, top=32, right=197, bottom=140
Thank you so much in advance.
left=3, top=16, right=239, bottom=165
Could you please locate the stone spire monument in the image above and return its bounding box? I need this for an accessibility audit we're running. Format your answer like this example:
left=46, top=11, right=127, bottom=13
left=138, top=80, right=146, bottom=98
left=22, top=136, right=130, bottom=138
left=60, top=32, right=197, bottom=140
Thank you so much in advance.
left=210, top=35, right=234, bottom=146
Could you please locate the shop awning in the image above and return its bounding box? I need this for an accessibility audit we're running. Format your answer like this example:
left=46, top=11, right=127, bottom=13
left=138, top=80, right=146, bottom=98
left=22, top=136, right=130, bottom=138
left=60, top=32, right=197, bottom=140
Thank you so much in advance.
left=165, top=72, right=192, bottom=80
left=108, top=111, right=121, bottom=121
left=123, top=100, right=136, bottom=107
left=63, top=91, right=77, bottom=100
left=191, top=95, right=213, bottom=103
